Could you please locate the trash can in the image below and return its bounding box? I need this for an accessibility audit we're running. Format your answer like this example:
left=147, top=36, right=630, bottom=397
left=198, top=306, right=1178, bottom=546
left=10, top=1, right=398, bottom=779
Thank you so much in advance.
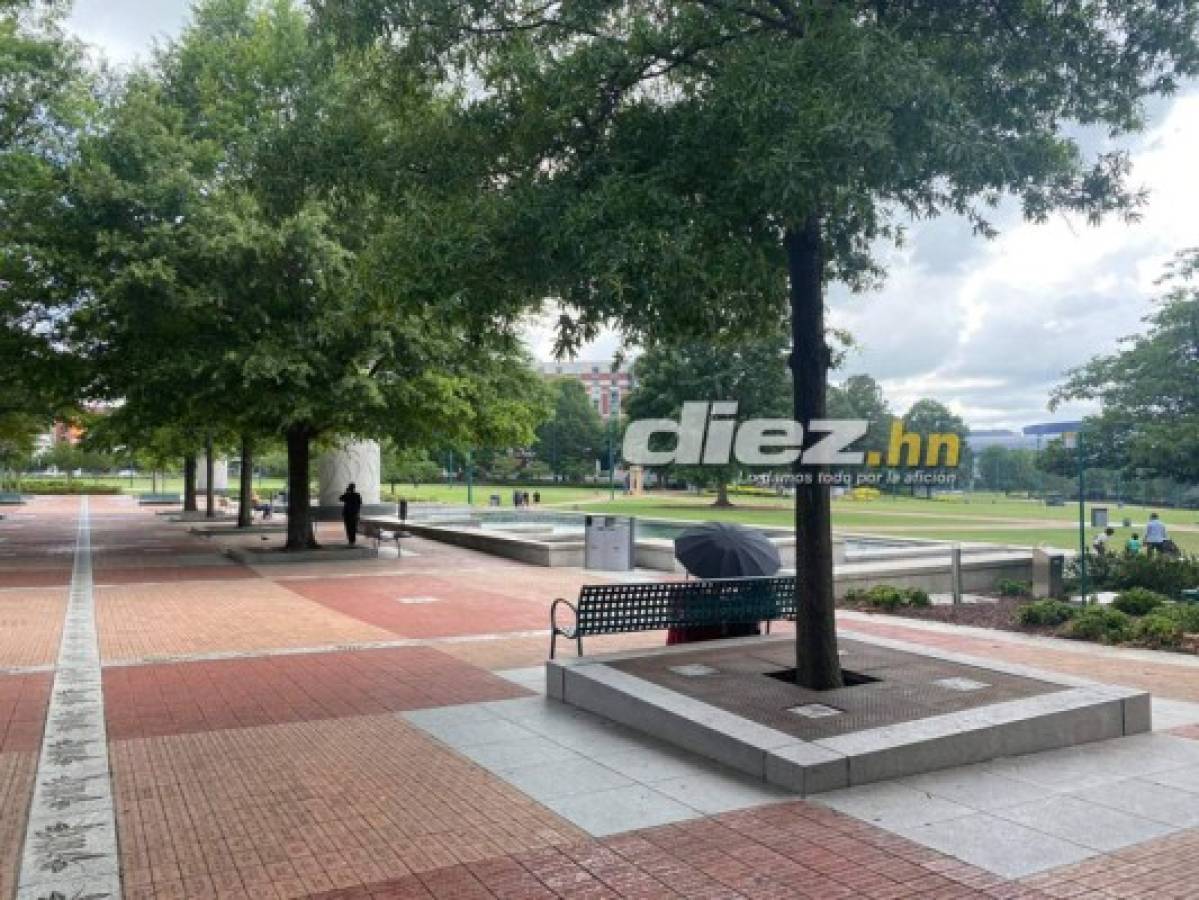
left=1032, top=548, right=1065, bottom=600
left=1091, top=507, right=1108, bottom=527
left=584, top=516, right=635, bottom=571
left=489, top=494, right=501, bottom=507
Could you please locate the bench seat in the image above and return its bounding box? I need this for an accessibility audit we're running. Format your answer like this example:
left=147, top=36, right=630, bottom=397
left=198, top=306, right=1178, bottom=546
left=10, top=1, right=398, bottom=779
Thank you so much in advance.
left=551, top=576, right=796, bottom=658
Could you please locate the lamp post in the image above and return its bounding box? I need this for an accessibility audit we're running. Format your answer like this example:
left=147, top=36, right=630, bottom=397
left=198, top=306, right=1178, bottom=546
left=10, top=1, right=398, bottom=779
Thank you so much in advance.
left=466, top=450, right=474, bottom=506
left=607, top=418, right=616, bottom=501
left=1066, top=430, right=1088, bottom=604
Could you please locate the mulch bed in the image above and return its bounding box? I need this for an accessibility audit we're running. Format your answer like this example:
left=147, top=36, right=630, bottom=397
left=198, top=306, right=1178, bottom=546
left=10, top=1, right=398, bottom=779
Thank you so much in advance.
left=838, top=595, right=1199, bottom=655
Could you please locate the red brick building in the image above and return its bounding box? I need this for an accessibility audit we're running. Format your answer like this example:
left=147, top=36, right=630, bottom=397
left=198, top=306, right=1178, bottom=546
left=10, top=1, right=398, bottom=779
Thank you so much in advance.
left=540, top=360, right=635, bottom=420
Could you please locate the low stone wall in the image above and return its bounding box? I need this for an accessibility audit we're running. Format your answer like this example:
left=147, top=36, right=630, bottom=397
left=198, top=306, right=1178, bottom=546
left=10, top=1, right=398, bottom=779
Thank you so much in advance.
left=389, top=520, right=584, bottom=567
left=834, top=552, right=1032, bottom=598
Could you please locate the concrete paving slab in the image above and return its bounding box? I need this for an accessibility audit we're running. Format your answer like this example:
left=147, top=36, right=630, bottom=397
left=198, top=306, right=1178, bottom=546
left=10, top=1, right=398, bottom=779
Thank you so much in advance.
left=543, top=783, right=701, bottom=836
left=898, top=765, right=1052, bottom=811
left=895, top=813, right=1096, bottom=879
left=994, top=794, right=1174, bottom=852
left=650, top=771, right=792, bottom=815
left=499, top=756, right=635, bottom=801
left=815, top=781, right=974, bottom=830
left=1145, top=764, right=1199, bottom=794
left=458, top=735, right=581, bottom=770
left=1069, top=777, right=1199, bottom=828
left=1152, top=696, right=1199, bottom=731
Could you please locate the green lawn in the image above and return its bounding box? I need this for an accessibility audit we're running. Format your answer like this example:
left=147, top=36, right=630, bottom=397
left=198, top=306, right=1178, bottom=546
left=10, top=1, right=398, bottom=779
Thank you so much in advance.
left=19, top=477, right=1199, bottom=553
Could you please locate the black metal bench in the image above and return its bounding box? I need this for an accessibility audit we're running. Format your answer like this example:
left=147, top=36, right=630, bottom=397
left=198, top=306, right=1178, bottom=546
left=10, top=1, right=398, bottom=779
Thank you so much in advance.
left=550, top=576, right=796, bottom=658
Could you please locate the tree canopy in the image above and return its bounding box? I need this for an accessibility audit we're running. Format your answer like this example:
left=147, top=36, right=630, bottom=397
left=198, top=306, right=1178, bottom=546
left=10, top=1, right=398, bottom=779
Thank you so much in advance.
left=325, top=0, right=1199, bottom=687
left=1053, top=249, right=1199, bottom=484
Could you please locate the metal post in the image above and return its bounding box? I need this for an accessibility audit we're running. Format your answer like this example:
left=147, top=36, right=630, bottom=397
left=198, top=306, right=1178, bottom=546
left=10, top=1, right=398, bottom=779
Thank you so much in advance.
left=608, top=419, right=615, bottom=501
left=1077, top=431, right=1088, bottom=604
left=951, top=544, right=962, bottom=606
left=466, top=450, right=474, bottom=506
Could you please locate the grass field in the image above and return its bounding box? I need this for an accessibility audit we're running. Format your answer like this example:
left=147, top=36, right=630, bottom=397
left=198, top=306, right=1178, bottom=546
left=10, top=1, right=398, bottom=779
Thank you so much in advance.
left=17, top=476, right=1199, bottom=553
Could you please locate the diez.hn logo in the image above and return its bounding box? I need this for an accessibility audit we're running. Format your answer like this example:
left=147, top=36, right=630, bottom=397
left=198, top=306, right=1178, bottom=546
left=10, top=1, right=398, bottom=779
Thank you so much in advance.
left=622, top=402, right=962, bottom=468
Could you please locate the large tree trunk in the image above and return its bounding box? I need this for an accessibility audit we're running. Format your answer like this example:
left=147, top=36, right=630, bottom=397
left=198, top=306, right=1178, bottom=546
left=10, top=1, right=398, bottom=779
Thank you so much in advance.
left=183, top=456, right=197, bottom=511
left=204, top=436, right=216, bottom=520
left=285, top=424, right=317, bottom=550
left=713, top=480, right=733, bottom=508
left=786, top=216, right=843, bottom=691
left=238, top=436, right=254, bottom=529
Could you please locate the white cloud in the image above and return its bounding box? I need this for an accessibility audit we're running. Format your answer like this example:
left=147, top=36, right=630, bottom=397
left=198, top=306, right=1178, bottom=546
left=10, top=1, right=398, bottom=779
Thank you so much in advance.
left=67, top=0, right=191, bottom=65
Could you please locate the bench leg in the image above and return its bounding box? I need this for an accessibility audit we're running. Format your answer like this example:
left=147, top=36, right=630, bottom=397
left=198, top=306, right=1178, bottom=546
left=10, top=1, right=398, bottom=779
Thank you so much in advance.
left=576, top=635, right=583, bottom=657
left=550, top=631, right=557, bottom=660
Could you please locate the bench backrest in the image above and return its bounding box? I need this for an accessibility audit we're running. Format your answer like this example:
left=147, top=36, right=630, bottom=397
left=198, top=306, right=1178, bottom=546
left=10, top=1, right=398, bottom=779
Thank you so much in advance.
left=575, top=576, right=795, bottom=635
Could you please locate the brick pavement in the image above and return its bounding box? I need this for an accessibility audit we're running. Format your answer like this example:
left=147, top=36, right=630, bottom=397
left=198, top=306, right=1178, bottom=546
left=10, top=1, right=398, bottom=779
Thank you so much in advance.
left=96, top=578, right=397, bottom=661
left=1, top=495, right=1198, bottom=899
left=104, top=647, right=529, bottom=740
left=0, top=589, right=65, bottom=668
left=112, top=714, right=586, bottom=899
left=0, top=673, right=51, bottom=753
left=0, top=752, right=36, bottom=900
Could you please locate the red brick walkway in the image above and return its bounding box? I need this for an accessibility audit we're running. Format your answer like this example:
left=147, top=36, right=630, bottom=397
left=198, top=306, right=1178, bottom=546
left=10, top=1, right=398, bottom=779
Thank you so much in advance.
left=2, top=496, right=1197, bottom=899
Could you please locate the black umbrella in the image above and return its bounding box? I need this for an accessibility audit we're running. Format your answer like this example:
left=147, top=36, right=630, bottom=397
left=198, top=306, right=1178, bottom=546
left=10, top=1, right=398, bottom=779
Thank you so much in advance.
left=673, top=522, right=781, bottom=579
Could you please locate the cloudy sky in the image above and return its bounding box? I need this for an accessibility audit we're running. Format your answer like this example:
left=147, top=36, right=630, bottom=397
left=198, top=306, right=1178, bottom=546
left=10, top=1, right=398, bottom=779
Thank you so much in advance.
left=68, top=1, right=1199, bottom=431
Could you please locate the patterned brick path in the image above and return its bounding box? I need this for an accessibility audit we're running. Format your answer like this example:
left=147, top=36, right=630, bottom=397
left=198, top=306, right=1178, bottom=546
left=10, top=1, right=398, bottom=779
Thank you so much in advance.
left=1, top=495, right=1197, bottom=898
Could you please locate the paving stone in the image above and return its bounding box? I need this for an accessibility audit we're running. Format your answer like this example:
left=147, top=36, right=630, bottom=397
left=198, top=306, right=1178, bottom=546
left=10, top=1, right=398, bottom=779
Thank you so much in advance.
left=1069, top=777, right=1199, bottom=827
left=896, top=812, right=1096, bottom=879
left=543, top=784, right=702, bottom=836
left=994, top=794, right=1175, bottom=852
left=816, top=780, right=975, bottom=829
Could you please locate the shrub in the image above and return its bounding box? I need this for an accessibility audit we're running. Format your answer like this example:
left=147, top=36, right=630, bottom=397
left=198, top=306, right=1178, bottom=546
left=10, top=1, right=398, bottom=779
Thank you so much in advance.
left=1155, top=602, right=1199, bottom=634
left=11, top=481, right=122, bottom=495
left=997, top=579, right=1032, bottom=598
left=847, top=585, right=931, bottom=611
left=1110, top=553, right=1199, bottom=601
left=1016, top=600, right=1078, bottom=627
left=1066, top=606, right=1134, bottom=644
left=1111, top=587, right=1168, bottom=616
left=1134, top=613, right=1185, bottom=649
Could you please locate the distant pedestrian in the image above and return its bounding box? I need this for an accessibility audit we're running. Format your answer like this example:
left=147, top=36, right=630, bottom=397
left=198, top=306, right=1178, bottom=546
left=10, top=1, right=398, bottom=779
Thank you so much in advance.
left=1126, top=532, right=1142, bottom=555
left=1092, top=526, right=1115, bottom=556
left=533, top=491, right=541, bottom=505
left=339, top=482, right=364, bottom=546
left=252, top=490, right=272, bottom=521
left=1144, top=513, right=1168, bottom=555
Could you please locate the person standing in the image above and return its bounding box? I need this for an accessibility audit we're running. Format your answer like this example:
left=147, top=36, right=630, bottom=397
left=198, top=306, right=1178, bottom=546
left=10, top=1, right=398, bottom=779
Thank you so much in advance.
left=1144, top=512, right=1168, bottom=555
left=339, top=482, right=364, bottom=546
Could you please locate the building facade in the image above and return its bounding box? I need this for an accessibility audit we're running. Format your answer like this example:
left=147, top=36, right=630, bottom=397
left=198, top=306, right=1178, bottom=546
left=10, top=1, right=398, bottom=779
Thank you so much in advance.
left=539, top=360, right=635, bottom=421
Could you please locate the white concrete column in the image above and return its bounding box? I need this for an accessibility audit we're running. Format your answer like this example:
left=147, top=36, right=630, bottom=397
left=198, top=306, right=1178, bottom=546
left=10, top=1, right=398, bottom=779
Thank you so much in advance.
left=318, top=441, right=382, bottom=507
left=195, top=457, right=229, bottom=492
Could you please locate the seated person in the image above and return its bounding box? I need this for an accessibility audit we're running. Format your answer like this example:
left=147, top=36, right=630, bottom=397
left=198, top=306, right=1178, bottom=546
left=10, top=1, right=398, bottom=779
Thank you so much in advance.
left=1092, top=526, right=1115, bottom=556
left=1125, top=532, right=1142, bottom=555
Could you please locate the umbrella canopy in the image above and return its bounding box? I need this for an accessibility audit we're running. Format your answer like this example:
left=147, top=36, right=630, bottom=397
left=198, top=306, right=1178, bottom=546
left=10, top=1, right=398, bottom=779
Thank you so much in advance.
left=673, top=522, right=781, bottom=579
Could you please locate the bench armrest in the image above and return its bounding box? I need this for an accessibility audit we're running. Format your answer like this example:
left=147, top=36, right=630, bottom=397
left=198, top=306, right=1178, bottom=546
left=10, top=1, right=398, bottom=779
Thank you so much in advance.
left=550, top=598, right=580, bottom=660
left=551, top=598, right=579, bottom=638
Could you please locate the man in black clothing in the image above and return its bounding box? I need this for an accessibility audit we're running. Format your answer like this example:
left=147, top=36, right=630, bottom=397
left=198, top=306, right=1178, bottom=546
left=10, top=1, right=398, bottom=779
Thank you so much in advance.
left=339, top=482, right=364, bottom=546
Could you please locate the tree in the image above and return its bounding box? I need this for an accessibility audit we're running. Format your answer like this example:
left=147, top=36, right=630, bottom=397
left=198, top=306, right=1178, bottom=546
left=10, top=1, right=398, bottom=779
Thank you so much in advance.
left=325, top=0, right=1199, bottom=687
left=70, top=0, right=546, bottom=550
left=534, top=379, right=606, bottom=481
left=901, top=399, right=969, bottom=497
left=0, top=1, right=89, bottom=441
left=625, top=337, right=793, bottom=505
left=1053, top=250, right=1199, bottom=484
